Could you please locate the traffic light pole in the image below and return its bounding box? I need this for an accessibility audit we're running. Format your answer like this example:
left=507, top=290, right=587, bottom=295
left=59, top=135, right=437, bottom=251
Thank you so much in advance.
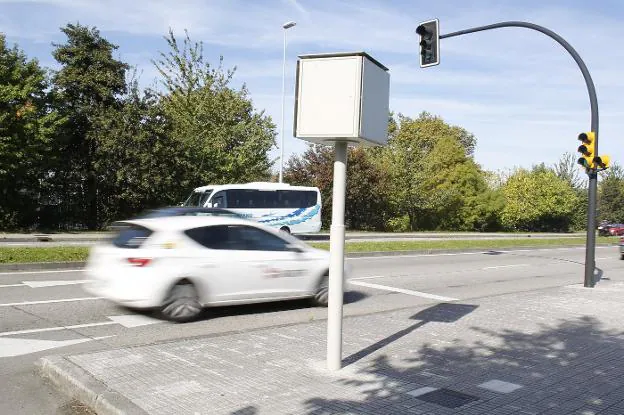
left=440, top=21, right=599, bottom=288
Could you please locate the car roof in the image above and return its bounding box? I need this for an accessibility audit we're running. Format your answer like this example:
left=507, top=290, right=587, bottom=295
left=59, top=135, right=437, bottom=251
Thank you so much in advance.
left=133, top=207, right=238, bottom=218
left=119, top=215, right=262, bottom=231
left=192, top=182, right=319, bottom=192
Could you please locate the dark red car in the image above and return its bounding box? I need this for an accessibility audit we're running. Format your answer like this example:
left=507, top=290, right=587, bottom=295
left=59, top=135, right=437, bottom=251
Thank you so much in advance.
left=608, top=224, right=624, bottom=236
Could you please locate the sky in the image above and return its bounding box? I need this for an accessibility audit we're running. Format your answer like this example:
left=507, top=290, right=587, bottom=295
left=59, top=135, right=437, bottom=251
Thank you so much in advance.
left=1, top=0, right=622, bottom=175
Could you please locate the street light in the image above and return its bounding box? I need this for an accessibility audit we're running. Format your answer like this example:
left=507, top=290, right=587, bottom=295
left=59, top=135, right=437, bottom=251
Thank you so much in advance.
left=279, top=21, right=296, bottom=183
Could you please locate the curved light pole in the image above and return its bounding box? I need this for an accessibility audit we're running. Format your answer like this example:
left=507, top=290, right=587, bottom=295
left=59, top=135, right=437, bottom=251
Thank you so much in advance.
left=279, top=21, right=297, bottom=183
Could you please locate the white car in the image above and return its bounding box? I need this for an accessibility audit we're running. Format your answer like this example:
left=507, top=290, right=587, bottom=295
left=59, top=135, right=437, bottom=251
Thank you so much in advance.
left=85, top=216, right=338, bottom=322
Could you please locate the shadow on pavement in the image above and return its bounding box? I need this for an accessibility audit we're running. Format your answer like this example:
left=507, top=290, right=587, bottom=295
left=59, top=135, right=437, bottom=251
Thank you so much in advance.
left=298, top=314, right=624, bottom=414
left=343, top=303, right=478, bottom=366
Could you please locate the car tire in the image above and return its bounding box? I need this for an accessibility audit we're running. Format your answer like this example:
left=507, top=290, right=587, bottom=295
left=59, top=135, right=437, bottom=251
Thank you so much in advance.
left=280, top=226, right=291, bottom=234
left=161, top=281, right=202, bottom=323
left=620, top=254, right=624, bottom=260
left=311, top=274, right=329, bottom=307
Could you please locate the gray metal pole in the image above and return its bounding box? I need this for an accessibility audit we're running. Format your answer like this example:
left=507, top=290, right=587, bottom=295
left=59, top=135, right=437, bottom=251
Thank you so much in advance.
left=327, top=141, right=348, bottom=371
left=441, top=21, right=599, bottom=287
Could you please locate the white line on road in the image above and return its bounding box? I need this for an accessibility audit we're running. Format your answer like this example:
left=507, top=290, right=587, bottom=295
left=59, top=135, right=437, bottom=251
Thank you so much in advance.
left=0, top=280, right=90, bottom=289
left=0, top=321, right=117, bottom=337
left=0, top=269, right=84, bottom=276
left=349, top=245, right=615, bottom=260
left=483, top=264, right=529, bottom=270
left=349, top=280, right=458, bottom=301
left=348, top=275, right=387, bottom=281
left=0, top=296, right=103, bottom=307
left=23, top=280, right=90, bottom=288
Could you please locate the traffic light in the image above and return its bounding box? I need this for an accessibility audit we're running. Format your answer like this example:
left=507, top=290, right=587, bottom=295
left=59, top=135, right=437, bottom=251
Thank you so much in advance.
left=577, top=132, right=595, bottom=170
left=416, top=19, right=439, bottom=68
left=594, top=155, right=610, bottom=170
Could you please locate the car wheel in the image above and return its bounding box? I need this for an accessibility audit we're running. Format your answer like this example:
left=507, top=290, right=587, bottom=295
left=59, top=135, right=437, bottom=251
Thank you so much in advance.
left=161, top=281, right=202, bottom=323
left=311, top=274, right=329, bottom=307
left=620, top=254, right=624, bottom=260
left=280, top=226, right=291, bottom=234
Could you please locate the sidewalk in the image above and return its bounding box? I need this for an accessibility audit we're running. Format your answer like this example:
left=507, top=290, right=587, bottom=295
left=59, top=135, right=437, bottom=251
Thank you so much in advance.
left=39, top=280, right=624, bottom=415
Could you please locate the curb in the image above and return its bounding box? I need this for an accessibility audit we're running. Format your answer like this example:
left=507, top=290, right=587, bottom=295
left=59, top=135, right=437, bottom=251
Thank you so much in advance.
left=37, top=355, right=147, bottom=415
left=0, top=261, right=86, bottom=272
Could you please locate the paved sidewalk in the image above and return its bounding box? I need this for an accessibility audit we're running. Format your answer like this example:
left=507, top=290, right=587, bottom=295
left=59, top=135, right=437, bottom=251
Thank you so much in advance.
left=39, top=279, right=624, bottom=415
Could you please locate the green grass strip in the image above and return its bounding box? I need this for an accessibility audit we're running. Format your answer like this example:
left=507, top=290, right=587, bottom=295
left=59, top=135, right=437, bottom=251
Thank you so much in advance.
left=0, top=246, right=90, bottom=264
left=0, top=237, right=619, bottom=264
left=310, top=237, right=619, bottom=253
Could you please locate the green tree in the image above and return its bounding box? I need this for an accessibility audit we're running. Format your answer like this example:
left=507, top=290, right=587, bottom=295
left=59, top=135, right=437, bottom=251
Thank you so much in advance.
left=0, top=35, right=61, bottom=229
left=153, top=30, right=275, bottom=188
left=283, top=145, right=390, bottom=230
left=377, top=112, right=482, bottom=230
left=51, top=23, right=129, bottom=229
left=501, top=168, right=578, bottom=231
left=90, top=79, right=182, bottom=223
left=598, top=163, right=624, bottom=223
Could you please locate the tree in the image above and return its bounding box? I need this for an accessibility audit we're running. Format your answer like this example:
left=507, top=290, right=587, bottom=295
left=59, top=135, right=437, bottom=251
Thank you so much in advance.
left=283, top=145, right=390, bottom=230
left=598, top=162, right=624, bottom=223
left=501, top=168, right=578, bottom=231
left=152, top=30, right=275, bottom=189
left=0, top=35, right=61, bottom=229
left=51, top=23, right=129, bottom=229
left=554, top=152, right=585, bottom=190
left=90, top=79, right=181, bottom=223
left=377, top=112, right=481, bottom=230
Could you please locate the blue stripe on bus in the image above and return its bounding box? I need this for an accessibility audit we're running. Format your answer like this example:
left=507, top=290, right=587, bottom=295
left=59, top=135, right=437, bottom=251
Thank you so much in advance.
left=257, top=205, right=319, bottom=225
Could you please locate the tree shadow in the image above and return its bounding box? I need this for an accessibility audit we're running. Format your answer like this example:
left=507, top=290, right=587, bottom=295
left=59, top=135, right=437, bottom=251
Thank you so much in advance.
left=303, top=312, right=624, bottom=414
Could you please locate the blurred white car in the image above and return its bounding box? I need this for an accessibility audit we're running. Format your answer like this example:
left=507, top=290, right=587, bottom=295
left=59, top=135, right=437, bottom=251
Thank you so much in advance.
left=85, top=216, right=340, bottom=322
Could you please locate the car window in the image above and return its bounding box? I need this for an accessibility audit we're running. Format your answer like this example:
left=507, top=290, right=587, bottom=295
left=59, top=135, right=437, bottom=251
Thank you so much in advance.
left=184, top=225, right=231, bottom=250
left=112, top=225, right=153, bottom=249
left=228, top=225, right=291, bottom=251
left=184, top=225, right=291, bottom=251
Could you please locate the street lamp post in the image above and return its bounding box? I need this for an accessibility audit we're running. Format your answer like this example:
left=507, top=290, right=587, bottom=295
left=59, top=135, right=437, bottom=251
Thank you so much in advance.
left=279, top=21, right=296, bottom=183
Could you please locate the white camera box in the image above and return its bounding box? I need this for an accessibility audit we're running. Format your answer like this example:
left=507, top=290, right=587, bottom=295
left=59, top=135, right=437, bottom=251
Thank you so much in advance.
left=294, top=52, right=390, bottom=146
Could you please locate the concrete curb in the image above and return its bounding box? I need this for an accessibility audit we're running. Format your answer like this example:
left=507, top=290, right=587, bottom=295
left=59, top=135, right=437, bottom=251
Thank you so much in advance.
left=0, top=261, right=86, bottom=272
left=37, top=355, right=147, bottom=415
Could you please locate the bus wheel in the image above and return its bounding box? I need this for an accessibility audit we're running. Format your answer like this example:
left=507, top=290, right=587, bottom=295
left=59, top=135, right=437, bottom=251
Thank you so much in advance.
left=280, top=226, right=291, bottom=234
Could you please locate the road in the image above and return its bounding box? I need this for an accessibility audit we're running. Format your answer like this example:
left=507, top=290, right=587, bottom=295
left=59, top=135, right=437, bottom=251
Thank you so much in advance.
left=0, top=245, right=622, bottom=413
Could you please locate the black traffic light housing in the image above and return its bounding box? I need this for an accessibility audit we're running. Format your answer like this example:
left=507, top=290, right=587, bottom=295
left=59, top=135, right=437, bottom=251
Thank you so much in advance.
left=416, top=19, right=440, bottom=68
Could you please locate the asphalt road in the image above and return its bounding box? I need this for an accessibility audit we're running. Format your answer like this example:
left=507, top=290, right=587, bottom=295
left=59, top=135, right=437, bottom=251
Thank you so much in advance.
left=0, top=245, right=622, bottom=414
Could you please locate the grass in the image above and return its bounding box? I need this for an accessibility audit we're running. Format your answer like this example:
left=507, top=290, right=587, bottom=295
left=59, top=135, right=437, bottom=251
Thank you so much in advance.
left=0, top=237, right=619, bottom=264
left=309, top=236, right=620, bottom=253
left=0, top=246, right=90, bottom=264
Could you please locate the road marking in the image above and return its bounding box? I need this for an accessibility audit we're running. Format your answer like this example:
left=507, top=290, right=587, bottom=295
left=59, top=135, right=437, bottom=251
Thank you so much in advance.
left=0, top=269, right=84, bottom=276
left=0, top=321, right=116, bottom=337
left=0, top=337, right=93, bottom=358
left=0, top=315, right=163, bottom=337
left=107, top=314, right=163, bottom=328
left=483, top=264, right=529, bottom=270
left=349, top=246, right=615, bottom=260
left=22, top=280, right=90, bottom=288
left=349, top=275, right=387, bottom=281
left=0, top=297, right=103, bottom=307
left=0, top=280, right=90, bottom=289
left=349, top=280, right=457, bottom=301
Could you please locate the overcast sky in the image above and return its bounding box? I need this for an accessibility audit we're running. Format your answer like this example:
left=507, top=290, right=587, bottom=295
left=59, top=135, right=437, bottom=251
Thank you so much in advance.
left=2, top=0, right=622, bottom=174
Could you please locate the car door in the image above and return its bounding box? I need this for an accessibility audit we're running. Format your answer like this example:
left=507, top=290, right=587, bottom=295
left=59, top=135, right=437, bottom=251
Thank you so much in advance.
left=225, top=225, right=312, bottom=299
